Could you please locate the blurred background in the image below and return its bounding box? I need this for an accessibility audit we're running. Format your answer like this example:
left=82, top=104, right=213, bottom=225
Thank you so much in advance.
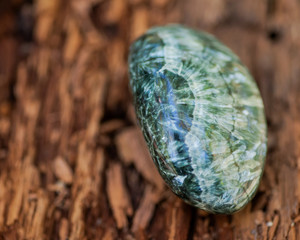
left=0, top=0, right=299, bottom=239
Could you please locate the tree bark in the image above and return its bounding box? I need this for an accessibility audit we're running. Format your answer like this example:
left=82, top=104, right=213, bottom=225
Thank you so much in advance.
left=0, top=0, right=300, bottom=239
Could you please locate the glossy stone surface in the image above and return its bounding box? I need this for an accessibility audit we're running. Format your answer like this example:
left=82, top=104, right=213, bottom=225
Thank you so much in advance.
left=128, top=25, right=267, bottom=214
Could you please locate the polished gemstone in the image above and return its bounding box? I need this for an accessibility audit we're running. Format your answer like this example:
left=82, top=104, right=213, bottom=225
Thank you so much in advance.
left=128, top=25, right=267, bottom=214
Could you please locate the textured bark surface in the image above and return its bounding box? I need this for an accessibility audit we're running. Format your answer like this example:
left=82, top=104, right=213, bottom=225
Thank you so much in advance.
left=0, top=0, right=299, bottom=239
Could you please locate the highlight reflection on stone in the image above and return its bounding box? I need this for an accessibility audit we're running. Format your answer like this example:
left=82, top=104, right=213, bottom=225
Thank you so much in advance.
left=129, top=25, right=267, bottom=214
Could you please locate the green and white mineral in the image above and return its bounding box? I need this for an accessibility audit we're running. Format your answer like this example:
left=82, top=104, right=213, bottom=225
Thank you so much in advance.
left=128, top=25, right=267, bottom=214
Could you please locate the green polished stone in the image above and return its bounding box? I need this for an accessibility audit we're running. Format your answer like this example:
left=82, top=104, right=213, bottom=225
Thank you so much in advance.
left=128, top=25, right=267, bottom=214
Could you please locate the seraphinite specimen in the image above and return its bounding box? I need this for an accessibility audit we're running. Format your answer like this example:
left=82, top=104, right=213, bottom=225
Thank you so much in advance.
left=128, top=25, right=267, bottom=214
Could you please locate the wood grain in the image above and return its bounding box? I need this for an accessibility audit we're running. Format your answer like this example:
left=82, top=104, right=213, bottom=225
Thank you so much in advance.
left=0, top=0, right=299, bottom=239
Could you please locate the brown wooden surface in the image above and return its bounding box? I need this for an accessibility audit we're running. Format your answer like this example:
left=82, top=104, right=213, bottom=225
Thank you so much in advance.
left=0, top=0, right=300, bottom=239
